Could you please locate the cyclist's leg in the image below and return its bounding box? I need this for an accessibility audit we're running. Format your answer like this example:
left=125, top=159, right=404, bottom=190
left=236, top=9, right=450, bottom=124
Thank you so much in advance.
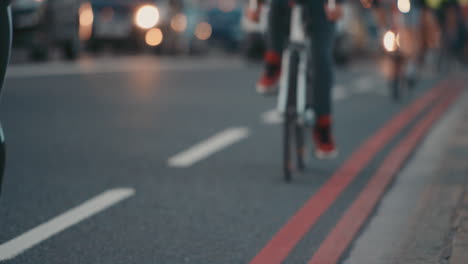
left=307, top=3, right=337, bottom=157
left=400, top=7, right=423, bottom=83
left=266, top=0, right=291, bottom=53
left=256, top=0, right=290, bottom=93
left=307, top=12, right=335, bottom=120
left=0, top=3, right=11, bottom=195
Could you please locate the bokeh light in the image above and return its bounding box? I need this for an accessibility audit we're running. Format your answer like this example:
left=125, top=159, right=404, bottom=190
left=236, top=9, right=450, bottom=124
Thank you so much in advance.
left=79, top=2, right=94, bottom=27
left=383, top=31, right=397, bottom=52
left=195, top=22, right=212, bottom=40
left=79, top=2, right=94, bottom=41
left=135, top=5, right=160, bottom=29
left=145, top=28, right=163, bottom=46
left=398, top=0, right=411, bottom=13
left=171, top=14, right=188, bottom=33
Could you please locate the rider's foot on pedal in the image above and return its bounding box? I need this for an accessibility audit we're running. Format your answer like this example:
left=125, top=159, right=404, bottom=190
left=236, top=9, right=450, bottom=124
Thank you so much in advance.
left=256, top=51, right=281, bottom=95
left=313, top=115, right=338, bottom=159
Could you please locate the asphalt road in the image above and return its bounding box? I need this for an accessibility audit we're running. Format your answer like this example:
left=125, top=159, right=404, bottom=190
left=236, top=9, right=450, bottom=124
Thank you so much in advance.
left=0, top=55, right=463, bottom=264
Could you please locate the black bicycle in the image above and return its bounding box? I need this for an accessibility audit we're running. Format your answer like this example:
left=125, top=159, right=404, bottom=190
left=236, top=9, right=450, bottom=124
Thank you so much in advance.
left=378, top=1, right=419, bottom=102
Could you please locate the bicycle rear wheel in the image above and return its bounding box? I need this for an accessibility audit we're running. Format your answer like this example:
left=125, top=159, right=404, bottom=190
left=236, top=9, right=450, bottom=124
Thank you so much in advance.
left=283, top=110, right=294, bottom=182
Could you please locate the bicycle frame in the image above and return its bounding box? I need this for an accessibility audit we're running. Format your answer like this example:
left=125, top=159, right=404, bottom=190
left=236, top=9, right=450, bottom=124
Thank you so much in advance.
left=276, top=3, right=310, bottom=181
left=277, top=4, right=308, bottom=118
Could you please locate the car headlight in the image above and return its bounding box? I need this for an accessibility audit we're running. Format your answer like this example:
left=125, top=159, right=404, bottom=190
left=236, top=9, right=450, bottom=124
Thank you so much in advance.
left=135, top=5, right=159, bottom=29
left=383, top=30, right=398, bottom=52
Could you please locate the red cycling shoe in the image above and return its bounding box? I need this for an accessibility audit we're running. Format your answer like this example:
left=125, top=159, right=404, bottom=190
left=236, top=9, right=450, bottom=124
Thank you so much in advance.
left=313, top=115, right=338, bottom=159
left=256, top=51, right=281, bottom=95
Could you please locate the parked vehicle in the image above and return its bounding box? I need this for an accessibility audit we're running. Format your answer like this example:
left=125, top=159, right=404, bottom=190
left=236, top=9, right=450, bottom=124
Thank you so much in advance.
left=11, top=0, right=82, bottom=61
left=82, top=0, right=163, bottom=52
left=156, top=0, right=211, bottom=55
left=205, top=0, right=243, bottom=52
left=82, top=0, right=210, bottom=54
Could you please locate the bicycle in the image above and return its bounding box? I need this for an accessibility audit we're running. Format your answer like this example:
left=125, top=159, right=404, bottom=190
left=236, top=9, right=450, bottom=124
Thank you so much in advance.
left=382, top=27, right=408, bottom=101
left=248, top=0, right=337, bottom=181
left=277, top=0, right=338, bottom=181
left=378, top=1, right=414, bottom=102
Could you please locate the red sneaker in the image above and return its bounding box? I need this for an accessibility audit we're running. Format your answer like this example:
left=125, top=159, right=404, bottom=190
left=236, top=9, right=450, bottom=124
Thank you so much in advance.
left=313, top=115, right=338, bottom=159
left=256, top=51, right=281, bottom=95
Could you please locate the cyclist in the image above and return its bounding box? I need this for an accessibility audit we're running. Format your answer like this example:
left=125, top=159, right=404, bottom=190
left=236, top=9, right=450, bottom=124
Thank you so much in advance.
left=365, top=0, right=434, bottom=85
left=0, top=0, right=11, bottom=194
left=247, top=0, right=344, bottom=158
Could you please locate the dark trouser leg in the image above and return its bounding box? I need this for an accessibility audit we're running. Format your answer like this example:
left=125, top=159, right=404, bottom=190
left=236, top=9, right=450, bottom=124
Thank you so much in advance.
left=0, top=4, right=11, bottom=195
left=307, top=5, right=336, bottom=118
left=266, top=0, right=290, bottom=53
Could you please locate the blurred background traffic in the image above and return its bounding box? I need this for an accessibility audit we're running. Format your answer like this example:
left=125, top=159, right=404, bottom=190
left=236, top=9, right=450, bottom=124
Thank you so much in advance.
left=12, top=0, right=468, bottom=64
left=3, top=1, right=468, bottom=263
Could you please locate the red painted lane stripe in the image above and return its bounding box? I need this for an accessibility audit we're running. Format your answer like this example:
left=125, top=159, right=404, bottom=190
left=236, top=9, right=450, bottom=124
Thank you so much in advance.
left=250, top=81, right=448, bottom=264
left=308, top=84, right=463, bottom=264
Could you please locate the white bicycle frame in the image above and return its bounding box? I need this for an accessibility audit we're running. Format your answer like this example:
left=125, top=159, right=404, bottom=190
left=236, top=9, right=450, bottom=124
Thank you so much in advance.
left=277, top=4, right=308, bottom=116
left=276, top=0, right=336, bottom=117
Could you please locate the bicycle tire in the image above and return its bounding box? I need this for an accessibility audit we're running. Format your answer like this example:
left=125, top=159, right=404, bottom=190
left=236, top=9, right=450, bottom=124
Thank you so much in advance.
left=295, top=123, right=305, bottom=172
left=283, top=49, right=300, bottom=182
left=284, top=111, right=293, bottom=182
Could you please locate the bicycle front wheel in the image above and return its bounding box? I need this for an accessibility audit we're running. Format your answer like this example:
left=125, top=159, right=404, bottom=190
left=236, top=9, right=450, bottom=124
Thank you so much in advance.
left=283, top=49, right=300, bottom=182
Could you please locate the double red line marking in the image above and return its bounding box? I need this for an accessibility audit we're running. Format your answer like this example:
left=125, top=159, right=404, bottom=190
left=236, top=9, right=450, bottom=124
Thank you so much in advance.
left=250, top=78, right=461, bottom=264
left=309, top=82, right=463, bottom=264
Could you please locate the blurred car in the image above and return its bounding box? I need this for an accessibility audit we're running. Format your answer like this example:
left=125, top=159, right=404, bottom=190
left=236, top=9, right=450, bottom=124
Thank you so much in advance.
left=11, top=0, right=82, bottom=61
left=205, top=0, right=243, bottom=51
left=82, top=0, right=210, bottom=54
left=159, top=0, right=212, bottom=54
left=82, top=0, right=164, bottom=52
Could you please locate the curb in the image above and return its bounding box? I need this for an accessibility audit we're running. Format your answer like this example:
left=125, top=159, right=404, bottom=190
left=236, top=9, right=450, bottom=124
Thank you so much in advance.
left=449, top=107, right=468, bottom=264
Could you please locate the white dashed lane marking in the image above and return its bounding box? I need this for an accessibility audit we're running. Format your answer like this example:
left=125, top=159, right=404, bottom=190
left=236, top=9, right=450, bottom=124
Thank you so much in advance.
left=0, top=188, right=135, bottom=261
left=262, top=109, right=283, bottom=125
left=168, top=127, right=250, bottom=168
